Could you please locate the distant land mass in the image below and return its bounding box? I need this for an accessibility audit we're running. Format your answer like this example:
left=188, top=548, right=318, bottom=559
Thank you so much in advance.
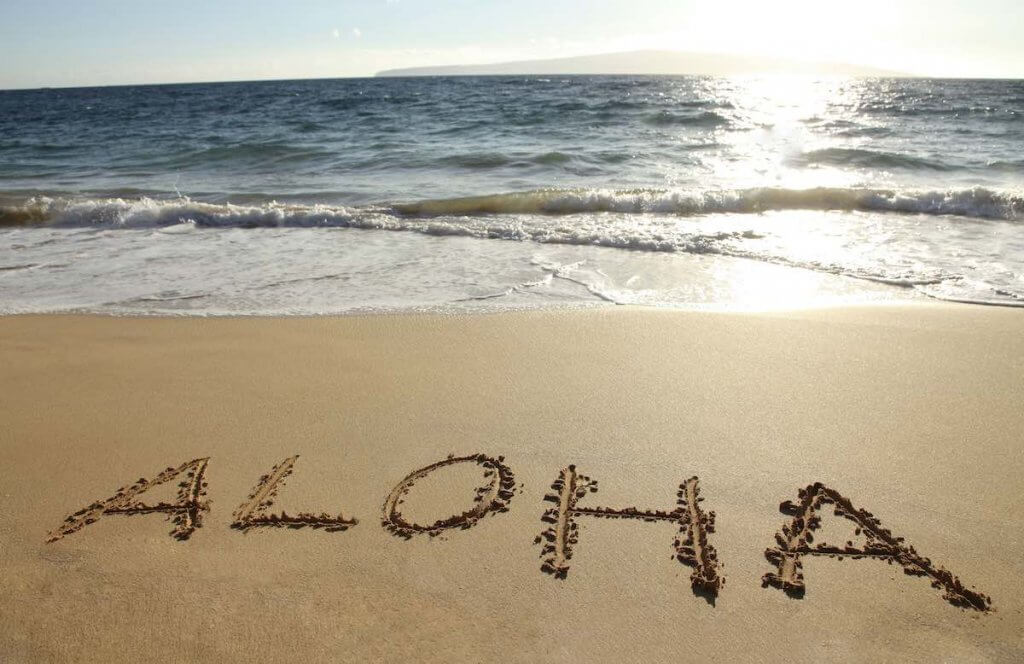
left=376, top=50, right=910, bottom=78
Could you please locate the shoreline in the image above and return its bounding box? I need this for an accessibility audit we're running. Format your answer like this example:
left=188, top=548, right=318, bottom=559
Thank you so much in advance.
left=0, top=296, right=966, bottom=321
left=2, top=304, right=1022, bottom=661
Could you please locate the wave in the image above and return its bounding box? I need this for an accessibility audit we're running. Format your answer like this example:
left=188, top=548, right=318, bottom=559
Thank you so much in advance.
left=857, top=103, right=1023, bottom=119
left=2, top=191, right=1022, bottom=308
left=319, top=94, right=424, bottom=111
left=0, top=197, right=360, bottom=229
left=790, top=148, right=954, bottom=172
left=436, top=152, right=513, bottom=168
left=988, top=159, right=1024, bottom=171
left=393, top=187, right=1023, bottom=220
left=2, top=187, right=1021, bottom=230
left=434, top=151, right=575, bottom=169
left=819, top=120, right=893, bottom=138
left=642, top=110, right=729, bottom=127
left=159, top=143, right=334, bottom=168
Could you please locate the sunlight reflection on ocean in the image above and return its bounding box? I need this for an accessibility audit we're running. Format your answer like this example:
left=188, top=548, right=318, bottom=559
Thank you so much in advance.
left=0, top=75, right=1021, bottom=313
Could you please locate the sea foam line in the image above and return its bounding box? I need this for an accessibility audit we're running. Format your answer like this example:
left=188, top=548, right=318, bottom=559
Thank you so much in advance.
left=393, top=186, right=1024, bottom=220
left=3, top=189, right=1023, bottom=307
left=1, top=186, right=1022, bottom=229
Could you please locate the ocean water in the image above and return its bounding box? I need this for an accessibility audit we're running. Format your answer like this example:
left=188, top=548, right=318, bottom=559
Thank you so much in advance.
left=1, top=75, right=1022, bottom=314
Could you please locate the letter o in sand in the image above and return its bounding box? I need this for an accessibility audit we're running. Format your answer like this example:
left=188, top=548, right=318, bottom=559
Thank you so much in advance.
left=382, top=454, right=517, bottom=539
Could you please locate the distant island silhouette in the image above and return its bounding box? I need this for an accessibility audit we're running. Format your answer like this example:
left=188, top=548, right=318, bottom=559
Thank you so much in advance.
left=376, top=49, right=910, bottom=78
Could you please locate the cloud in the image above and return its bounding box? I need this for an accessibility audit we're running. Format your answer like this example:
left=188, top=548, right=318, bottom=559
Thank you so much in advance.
left=331, top=28, right=340, bottom=40
left=352, top=27, right=362, bottom=39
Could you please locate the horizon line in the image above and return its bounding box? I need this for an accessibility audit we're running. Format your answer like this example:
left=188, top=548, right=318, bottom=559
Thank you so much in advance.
left=5, top=72, right=1024, bottom=93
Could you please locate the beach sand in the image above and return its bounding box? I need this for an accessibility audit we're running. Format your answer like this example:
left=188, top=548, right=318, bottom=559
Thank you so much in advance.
left=1, top=305, right=1022, bottom=662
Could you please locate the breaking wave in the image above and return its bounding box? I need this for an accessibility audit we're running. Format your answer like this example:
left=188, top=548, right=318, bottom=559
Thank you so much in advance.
left=790, top=148, right=955, bottom=172
left=395, top=187, right=1023, bottom=221
left=3, top=188, right=1023, bottom=309
left=2, top=186, right=1021, bottom=230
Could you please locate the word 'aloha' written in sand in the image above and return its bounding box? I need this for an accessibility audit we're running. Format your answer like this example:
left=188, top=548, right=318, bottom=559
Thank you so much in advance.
left=46, top=454, right=991, bottom=612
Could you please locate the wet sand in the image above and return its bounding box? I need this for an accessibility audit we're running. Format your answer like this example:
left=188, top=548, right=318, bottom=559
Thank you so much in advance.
left=1, top=305, right=1023, bottom=662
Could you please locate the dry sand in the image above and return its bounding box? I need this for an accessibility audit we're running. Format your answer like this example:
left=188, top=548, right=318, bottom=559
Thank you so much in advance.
left=1, top=304, right=1023, bottom=662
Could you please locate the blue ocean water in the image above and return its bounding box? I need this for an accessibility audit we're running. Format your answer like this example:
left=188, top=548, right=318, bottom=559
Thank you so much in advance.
left=1, top=76, right=1022, bottom=313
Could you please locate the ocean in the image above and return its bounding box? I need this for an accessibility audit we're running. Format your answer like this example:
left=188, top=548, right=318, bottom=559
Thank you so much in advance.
left=1, top=75, right=1021, bottom=314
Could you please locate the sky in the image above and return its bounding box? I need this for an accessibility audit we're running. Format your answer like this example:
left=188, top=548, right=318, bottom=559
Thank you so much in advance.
left=1, top=0, right=1022, bottom=88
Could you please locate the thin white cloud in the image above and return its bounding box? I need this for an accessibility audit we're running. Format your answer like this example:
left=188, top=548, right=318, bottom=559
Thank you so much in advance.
left=331, top=28, right=340, bottom=40
left=352, top=27, right=362, bottom=39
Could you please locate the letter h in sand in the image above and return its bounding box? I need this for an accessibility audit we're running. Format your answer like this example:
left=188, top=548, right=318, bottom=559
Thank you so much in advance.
left=536, top=465, right=723, bottom=599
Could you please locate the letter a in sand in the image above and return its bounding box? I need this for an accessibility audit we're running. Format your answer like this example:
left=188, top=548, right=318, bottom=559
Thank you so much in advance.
left=762, top=482, right=992, bottom=611
left=47, top=457, right=211, bottom=542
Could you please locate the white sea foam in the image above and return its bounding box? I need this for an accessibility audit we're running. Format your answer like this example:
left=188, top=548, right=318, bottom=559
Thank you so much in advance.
left=2, top=187, right=1022, bottom=231
left=1, top=187, right=1023, bottom=313
left=0, top=226, right=921, bottom=315
left=395, top=187, right=1024, bottom=220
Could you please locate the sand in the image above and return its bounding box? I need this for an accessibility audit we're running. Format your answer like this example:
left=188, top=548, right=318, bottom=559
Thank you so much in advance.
left=1, top=304, right=1023, bottom=662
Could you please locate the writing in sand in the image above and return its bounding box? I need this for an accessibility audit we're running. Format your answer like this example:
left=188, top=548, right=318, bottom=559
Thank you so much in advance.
left=45, top=453, right=993, bottom=613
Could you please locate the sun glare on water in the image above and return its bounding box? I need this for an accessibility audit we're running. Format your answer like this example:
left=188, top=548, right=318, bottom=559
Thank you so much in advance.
left=708, top=76, right=867, bottom=191
left=658, top=76, right=900, bottom=310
